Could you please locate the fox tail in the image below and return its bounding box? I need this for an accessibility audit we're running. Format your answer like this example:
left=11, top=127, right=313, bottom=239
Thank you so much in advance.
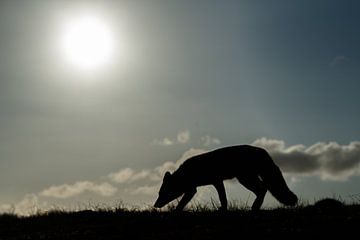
left=260, top=155, right=298, bottom=206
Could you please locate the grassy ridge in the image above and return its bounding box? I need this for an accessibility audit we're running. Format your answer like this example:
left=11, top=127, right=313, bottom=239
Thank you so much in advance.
left=1, top=203, right=360, bottom=239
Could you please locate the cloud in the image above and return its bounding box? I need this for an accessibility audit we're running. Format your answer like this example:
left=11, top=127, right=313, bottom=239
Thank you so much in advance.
left=1, top=147, right=208, bottom=215
left=177, top=130, right=190, bottom=144
left=108, top=148, right=206, bottom=186
left=154, top=148, right=207, bottom=176
left=152, top=130, right=190, bottom=146
left=152, top=138, right=174, bottom=146
left=253, top=138, right=360, bottom=181
left=330, top=55, right=348, bottom=66
left=40, top=181, right=117, bottom=199
left=152, top=131, right=221, bottom=147
left=131, top=185, right=160, bottom=195
left=15, top=194, right=40, bottom=216
left=108, top=168, right=158, bottom=183
left=127, top=148, right=207, bottom=196
left=0, top=204, right=13, bottom=214
left=0, top=194, right=44, bottom=216
left=108, top=168, right=136, bottom=183
left=201, top=135, right=221, bottom=147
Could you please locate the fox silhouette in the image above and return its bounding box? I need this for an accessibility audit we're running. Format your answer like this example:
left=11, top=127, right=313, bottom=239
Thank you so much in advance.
left=154, top=145, right=298, bottom=211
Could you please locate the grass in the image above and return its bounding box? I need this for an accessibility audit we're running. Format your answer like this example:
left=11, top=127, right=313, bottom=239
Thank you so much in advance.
left=1, top=200, right=360, bottom=239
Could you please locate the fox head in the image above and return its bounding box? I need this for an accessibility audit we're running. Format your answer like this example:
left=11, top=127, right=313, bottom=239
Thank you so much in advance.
left=154, top=171, right=184, bottom=208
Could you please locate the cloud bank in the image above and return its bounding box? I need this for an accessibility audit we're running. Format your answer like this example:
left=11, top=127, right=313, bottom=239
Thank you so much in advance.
left=253, top=138, right=360, bottom=181
left=34, top=138, right=360, bottom=201
left=40, top=181, right=117, bottom=199
left=4, top=137, right=360, bottom=215
left=108, top=138, right=360, bottom=198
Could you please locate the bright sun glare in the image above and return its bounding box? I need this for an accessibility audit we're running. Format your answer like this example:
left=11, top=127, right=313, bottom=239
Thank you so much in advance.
left=61, top=15, right=114, bottom=71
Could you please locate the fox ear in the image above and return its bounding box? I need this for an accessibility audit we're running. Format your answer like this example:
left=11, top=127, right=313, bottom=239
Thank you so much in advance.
left=164, top=171, right=171, bottom=181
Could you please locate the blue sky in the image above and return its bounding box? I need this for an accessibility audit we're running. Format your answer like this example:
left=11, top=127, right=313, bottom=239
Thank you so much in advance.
left=0, top=0, right=359, bottom=214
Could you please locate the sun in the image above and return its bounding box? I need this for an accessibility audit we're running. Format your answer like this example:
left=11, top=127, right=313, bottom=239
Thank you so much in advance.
left=61, top=15, right=114, bottom=71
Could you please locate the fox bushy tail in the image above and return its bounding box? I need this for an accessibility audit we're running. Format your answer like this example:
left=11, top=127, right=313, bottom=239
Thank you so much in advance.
left=260, top=154, right=298, bottom=206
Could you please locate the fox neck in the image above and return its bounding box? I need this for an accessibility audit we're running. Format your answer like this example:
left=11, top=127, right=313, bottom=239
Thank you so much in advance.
left=172, top=168, right=200, bottom=191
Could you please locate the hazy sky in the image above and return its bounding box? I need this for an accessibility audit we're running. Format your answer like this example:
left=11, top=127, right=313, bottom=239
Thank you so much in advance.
left=1, top=0, right=360, bottom=214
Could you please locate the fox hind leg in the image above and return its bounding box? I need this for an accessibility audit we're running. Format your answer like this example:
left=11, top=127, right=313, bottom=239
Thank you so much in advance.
left=237, top=175, right=267, bottom=210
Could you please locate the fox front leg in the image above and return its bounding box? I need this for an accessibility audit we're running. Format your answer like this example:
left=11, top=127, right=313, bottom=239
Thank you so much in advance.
left=176, top=189, right=197, bottom=211
left=213, top=181, right=227, bottom=210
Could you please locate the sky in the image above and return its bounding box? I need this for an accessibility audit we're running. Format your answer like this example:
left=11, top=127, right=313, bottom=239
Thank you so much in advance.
left=0, top=0, right=360, bottom=215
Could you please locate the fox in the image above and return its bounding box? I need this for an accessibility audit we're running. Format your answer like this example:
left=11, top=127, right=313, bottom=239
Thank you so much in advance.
left=154, top=145, right=298, bottom=211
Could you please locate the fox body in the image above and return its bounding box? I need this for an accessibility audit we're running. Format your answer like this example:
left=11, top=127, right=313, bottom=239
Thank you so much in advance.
left=154, top=145, right=298, bottom=210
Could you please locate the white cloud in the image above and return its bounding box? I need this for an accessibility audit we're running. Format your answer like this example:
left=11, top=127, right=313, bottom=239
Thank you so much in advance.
left=253, top=138, right=360, bottom=181
left=131, top=170, right=153, bottom=181
left=40, top=181, right=117, bottom=199
left=201, top=135, right=221, bottom=147
left=131, top=184, right=160, bottom=195
left=155, top=148, right=207, bottom=176
left=108, top=168, right=136, bottom=183
left=108, top=148, right=206, bottom=186
left=0, top=194, right=45, bottom=216
left=0, top=203, right=14, bottom=214
left=0, top=147, right=207, bottom=215
left=128, top=147, right=211, bottom=196
left=152, top=130, right=190, bottom=146
left=108, top=168, right=156, bottom=183
left=152, top=138, right=174, bottom=146
left=15, top=194, right=40, bottom=216
left=177, top=130, right=190, bottom=144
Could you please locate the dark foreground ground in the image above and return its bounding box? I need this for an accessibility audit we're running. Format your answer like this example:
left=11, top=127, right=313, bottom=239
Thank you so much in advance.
left=1, top=202, right=360, bottom=239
